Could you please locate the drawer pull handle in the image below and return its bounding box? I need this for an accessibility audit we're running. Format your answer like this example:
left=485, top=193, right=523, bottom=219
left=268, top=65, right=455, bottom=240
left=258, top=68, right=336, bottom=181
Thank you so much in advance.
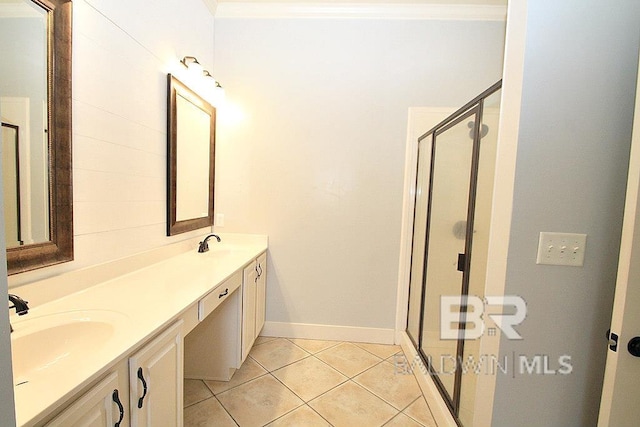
left=219, top=288, right=229, bottom=298
left=112, top=389, right=124, bottom=427
left=137, top=367, right=148, bottom=409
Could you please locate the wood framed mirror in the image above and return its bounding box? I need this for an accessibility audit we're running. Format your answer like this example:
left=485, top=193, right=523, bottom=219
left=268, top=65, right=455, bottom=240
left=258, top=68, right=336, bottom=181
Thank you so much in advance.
left=2, top=0, right=73, bottom=275
left=166, top=75, right=216, bottom=236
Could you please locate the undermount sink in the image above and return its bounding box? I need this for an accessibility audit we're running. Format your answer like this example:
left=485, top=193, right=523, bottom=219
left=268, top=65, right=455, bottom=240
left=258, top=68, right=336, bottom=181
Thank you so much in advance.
left=207, top=245, right=247, bottom=257
left=208, top=249, right=239, bottom=257
left=10, top=310, right=129, bottom=385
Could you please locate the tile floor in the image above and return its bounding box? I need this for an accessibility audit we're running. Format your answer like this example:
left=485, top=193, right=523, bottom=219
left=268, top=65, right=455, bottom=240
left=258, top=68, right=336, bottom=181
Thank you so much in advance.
left=184, top=336, right=438, bottom=427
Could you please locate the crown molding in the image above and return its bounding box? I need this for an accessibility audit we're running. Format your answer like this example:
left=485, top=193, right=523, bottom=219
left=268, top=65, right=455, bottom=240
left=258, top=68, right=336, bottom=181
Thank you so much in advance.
left=202, top=0, right=219, bottom=16
left=214, top=2, right=507, bottom=20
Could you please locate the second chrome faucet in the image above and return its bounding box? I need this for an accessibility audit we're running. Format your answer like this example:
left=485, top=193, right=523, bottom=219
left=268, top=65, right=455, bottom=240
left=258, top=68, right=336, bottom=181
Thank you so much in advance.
left=9, top=294, right=29, bottom=316
left=8, top=294, right=29, bottom=333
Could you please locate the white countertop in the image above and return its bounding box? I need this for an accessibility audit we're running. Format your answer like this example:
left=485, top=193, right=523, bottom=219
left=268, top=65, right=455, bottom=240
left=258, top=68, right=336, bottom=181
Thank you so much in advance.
left=9, top=233, right=268, bottom=426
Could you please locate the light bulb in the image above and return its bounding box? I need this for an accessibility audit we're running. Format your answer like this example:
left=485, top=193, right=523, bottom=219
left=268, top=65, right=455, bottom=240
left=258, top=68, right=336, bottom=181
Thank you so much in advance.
left=181, top=56, right=203, bottom=75
left=211, top=83, right=225, bottom=107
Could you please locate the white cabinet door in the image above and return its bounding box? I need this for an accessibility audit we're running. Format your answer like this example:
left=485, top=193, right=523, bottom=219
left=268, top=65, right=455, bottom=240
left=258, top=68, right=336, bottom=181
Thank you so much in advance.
left=242, top=261, right=257, bottom=362
left=46, top=372, right=124, bottom=427
left=255, top=252, right=267, bottom=337
left=129, top=320, right=183, bottom=427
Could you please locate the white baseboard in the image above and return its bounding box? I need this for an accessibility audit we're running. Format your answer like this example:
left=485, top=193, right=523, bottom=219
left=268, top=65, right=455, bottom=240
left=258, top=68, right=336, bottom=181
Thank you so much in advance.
left=399, top=332, right=458, bottom=427
left=262, top=321, right=395, bottom=344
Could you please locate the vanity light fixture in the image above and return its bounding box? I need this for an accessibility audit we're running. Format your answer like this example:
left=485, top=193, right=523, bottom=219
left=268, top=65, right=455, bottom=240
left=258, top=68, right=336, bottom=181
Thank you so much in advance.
left=203, top=70, right=225, bottom=104
left=202, top=70, right=219, bottom=87
left=180, top=55, right=203, bottom=74
left=180, top=56, right=225, bottom=105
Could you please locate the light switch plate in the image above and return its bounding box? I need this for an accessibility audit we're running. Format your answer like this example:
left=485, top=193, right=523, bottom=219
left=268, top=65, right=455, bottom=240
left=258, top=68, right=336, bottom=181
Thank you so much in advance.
left=536, top=232, right=587, bottom=266
left=215, top=213, right=225, bottom=227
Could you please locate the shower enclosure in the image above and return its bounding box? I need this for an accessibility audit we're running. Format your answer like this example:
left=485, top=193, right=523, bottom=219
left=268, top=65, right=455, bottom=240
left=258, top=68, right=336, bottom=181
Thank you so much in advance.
left=406, top=81, right=502, bottom=426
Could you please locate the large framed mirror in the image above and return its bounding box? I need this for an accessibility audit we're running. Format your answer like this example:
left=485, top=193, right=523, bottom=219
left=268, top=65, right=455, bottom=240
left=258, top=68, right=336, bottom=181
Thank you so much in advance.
left=0, top=0, right=73, bottom=275
left=166, top=75, right=216, bottom=236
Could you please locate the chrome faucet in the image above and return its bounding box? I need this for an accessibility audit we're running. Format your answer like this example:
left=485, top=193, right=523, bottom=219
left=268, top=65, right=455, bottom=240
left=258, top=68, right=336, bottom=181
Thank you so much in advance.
left=8, top=294, right=29, bottom=333
left=8, top=294, right=29, bottom=316
left=197, top=234, right=221, bottom=253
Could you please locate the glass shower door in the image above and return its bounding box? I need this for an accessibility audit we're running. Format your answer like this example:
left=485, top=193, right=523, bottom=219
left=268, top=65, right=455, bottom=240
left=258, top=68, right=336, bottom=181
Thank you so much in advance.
left=420, top=110, right=478, bottom=404
left=458, top=88, right=501, bottom=426
left=406, top=81, right=502, bottom=424
left=406, top=135, right=432, bottom=346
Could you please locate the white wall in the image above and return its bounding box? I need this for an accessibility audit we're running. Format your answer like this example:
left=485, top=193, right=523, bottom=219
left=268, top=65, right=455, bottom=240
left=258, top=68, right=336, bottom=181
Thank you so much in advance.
left=492, top=1, right=640, bottom=425
left=213, top=18, right=505, bottom=334
left=8, top=0, right=216, bottom=289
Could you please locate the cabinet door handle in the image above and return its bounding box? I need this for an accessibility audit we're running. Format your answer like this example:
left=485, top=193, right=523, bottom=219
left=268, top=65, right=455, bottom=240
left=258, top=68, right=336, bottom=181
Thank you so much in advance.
left=137, top=367, right=148, bottom=409
left=112, top=389, right=124, bottom=427
left=257, top=264, right=263, bottom=277
left=219, top=288, right=229, bottom=298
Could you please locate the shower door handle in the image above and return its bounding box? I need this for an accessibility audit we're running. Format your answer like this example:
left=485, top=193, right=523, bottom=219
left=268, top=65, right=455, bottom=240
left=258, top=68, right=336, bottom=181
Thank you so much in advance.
left=457, top=253, right=466, bottom=272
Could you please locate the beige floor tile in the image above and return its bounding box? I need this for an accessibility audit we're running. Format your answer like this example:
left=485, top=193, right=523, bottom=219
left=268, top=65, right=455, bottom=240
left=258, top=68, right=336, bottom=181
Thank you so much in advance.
left=204, top=356, right=268, bottom=395
left=316, top=342, right=382, bottom=377
left=217, top=374, right=304, bottom=426
left=184, top=397, right=237, bottom=427
left=255, top=336, right=278, bottom=346
left=189, top=337, right=439, bottom=427
left=309, top=381, right=398, bottom=427
left=354, top=342, right=402, bottom=360
left=288, top=338, right=341, bottom=354
left=184, top=379, right=214, bottom=407
left=404, top=397, right=437, bottom=427
left=388, top=353, right=415, bottom=375
left=272, top=356, right=348, bottom=401
left=266, top=405, right=331, bottom=427
left=384, top=412, right=425, bottom=427
left=354, top=360, right=422, bottom=410
left=250, top=338, right=310, bottom=371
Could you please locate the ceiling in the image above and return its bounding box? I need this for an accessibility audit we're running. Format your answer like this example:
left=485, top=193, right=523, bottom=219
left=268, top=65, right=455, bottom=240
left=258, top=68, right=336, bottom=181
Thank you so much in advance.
left=216, top=0, right=507, bottom=3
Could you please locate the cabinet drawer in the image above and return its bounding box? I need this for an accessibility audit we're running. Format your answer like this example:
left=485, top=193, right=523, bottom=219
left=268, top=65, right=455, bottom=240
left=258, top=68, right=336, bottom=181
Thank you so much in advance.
left=198, top=271, right=242, bottom=321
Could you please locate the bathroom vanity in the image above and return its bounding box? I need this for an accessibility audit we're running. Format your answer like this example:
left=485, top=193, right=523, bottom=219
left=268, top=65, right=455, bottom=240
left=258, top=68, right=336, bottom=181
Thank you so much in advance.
left=8, top=233, right=267, bottom=426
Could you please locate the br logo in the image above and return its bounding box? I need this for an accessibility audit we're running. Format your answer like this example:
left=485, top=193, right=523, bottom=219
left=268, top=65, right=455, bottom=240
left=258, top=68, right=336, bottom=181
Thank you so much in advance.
left=440, top=296, right=526, bottom=340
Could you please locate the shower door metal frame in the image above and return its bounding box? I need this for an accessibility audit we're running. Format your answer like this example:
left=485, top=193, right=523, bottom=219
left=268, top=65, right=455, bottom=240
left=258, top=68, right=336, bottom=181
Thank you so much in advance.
left=421, top=106, right=481, bottom=416
left=406, top=80, right=502, bottom=424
